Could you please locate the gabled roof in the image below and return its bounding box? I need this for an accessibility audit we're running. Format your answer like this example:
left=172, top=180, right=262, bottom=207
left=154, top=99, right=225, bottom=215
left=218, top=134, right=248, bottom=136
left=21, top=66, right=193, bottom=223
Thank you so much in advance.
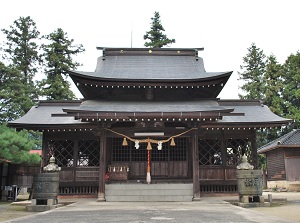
left=258, top=129, right=300, bottom=154
left=68, top=47, right=232, bottom=99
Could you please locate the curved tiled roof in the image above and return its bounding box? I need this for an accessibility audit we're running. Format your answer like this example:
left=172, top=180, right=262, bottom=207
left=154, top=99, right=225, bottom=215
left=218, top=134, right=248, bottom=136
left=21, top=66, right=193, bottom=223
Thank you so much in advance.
left=258, top=129, right=300, bottom=153
left=71, top=56, right=231, bottom=81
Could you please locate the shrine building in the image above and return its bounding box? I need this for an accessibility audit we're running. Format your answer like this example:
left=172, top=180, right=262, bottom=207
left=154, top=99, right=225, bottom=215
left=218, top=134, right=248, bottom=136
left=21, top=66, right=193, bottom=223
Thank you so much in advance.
left=9, top=47, right=290, bottom=201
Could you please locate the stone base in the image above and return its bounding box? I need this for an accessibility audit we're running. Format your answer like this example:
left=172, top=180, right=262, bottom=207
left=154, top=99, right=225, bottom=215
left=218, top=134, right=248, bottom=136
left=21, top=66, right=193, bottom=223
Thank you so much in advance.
left=26, top=204, right=63, bottom=212
left=237, top=202, right=271, bottom=208
left=31, top=198, right=58, bottom=206
left=239, top=195, right=264, bottom=203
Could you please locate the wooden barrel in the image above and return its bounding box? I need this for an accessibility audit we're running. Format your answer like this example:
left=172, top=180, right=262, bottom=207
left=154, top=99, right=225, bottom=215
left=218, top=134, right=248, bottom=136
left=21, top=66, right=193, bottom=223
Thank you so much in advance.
left=32, top=172, right=59, bottom=200
left=236, top=169, right=263, bottom=196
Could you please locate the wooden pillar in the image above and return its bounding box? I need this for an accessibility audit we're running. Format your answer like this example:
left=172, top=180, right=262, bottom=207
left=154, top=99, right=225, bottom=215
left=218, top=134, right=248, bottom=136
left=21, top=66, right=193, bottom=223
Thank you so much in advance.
left=192, top=128, right=201, bottom=201
left=251, top=129, right=258, bottom=169
left=97, top=129, right=106, bottom=202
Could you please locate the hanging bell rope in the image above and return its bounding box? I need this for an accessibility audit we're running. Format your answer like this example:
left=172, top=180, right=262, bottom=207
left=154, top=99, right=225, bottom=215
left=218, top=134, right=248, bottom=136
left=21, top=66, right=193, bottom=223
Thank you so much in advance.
left=170, top=137, right=176, bottom=146
left=146, top=139, right=152, bottom=150
left=122, top=137, right=128, bottom=146
left=105, top=128, right=197, bottom=148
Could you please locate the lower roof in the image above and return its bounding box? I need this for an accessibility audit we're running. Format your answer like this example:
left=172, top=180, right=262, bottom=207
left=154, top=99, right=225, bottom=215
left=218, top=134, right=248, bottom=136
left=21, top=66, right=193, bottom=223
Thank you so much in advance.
left=8, top=99, right=291, bottom=130
left=258, top=129, right=300, bottom=154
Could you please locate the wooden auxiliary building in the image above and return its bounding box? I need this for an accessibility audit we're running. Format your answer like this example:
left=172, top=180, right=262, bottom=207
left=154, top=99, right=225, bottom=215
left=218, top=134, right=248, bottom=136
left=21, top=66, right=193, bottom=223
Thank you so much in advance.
left=9, top=47, right=290, bottom=201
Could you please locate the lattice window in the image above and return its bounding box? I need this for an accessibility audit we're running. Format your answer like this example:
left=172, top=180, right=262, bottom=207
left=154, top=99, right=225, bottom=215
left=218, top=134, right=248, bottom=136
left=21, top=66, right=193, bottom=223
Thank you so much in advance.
left=78, top=140, right=100, bottom=166
left=112, top=138, right=131, bottom=162
left=50, top=140, right=74, bottom=167
left=225, top=138, right=252, bottom=166
left=151, top=142, right=168, bottom=161
left=111, top=137, right=187, bottom=162
left=169, top=138, right=187, bottom=161
left=131, top=142, right=147, bottom=161
left=198, top=139, right=221, bottom=165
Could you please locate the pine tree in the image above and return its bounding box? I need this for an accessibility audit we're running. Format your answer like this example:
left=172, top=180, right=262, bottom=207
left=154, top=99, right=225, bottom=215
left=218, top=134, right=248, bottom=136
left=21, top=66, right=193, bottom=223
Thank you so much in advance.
left=0, top=62, right=33, bottom=122
left=40, top=28, right=85, bottom=100
left=144, top=11, right=175, bottom=48
left=0, top=124, right=41, bottom=164
left=281, top=52, right=300, bottom=128
left=263, top=55, right=285, bottom=116
left=238, top=43, right=266, bottom=100
left=0, top=16, right=41, bottom=117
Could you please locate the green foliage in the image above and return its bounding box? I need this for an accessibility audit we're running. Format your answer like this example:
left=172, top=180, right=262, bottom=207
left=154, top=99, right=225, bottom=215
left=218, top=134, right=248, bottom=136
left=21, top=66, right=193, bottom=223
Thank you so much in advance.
left=1, top=16, right=41, bottom=78
left=238, top=43, right=266, bottom=100
left=263, top=55, right=285, bottom=117
left=39, top=28, right=85, bottom=100
left=0, top=16, right=40, bottom=122
left=281, top=52, right=300, bottom=128
left=258, top=154, right=266, bottom=170
left=0, top=124, right=41, bottom=164
left=144, top=11, right=175, bottom=48
left=0, top=62, right=34, bottom=123
left=239, top=43, right=300, bottom=146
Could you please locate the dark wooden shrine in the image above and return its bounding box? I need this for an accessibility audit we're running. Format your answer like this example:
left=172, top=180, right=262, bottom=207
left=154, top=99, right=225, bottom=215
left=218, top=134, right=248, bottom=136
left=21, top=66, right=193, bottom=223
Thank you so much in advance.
left=9, top=47, right=290, bottom=200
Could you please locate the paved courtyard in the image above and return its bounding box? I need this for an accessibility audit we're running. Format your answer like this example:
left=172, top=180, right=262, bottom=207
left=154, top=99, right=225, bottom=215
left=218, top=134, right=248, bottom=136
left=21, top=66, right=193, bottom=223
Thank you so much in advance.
left=1, top=192, right=300, bottom=223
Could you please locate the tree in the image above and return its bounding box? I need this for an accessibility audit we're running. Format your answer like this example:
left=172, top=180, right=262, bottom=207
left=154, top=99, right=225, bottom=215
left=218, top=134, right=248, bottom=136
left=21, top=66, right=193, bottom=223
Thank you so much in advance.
left=238, top=43, right=266, bottom=100
left=281, top=52, right=300, bottom=128
left=144, top=11, right=175, bottom=48
left=40, top=28, right=85, bottom=100
left=263, top=55, right=285, bottom=116
left=0, top=16, right=41, bottom=119
left=0, top=124, right=41, bottom=164
left=0, top=62, right=34, bottom=123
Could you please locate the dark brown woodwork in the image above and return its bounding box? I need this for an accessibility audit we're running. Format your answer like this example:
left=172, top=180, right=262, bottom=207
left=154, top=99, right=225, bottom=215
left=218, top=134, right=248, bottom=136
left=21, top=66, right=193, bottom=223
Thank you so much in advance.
left=192, top=128, right=200, bottom=201
left=266, top=149, right=286, bottom=180
left=97, top=129, right=106, bottom=201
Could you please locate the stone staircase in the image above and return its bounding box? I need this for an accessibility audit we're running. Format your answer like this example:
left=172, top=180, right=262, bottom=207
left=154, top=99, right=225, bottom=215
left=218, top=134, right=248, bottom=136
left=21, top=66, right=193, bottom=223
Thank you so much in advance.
left=105, top=183, right=193, bottom=202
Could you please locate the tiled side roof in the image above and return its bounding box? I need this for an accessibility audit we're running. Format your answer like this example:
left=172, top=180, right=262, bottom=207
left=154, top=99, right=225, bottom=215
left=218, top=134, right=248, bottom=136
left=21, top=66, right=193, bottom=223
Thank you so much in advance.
left=8, top=99, right=290, bottom=130
left=258, top=129, right=300, bottom=153
left=218, top=101, right=290, bottom=124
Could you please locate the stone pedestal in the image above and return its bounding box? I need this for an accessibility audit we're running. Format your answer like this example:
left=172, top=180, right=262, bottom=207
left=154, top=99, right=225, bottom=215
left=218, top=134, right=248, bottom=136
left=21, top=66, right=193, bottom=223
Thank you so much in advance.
left=26, top=156, right=61, bottom=212
left=236, top=155, right=264, bottom=204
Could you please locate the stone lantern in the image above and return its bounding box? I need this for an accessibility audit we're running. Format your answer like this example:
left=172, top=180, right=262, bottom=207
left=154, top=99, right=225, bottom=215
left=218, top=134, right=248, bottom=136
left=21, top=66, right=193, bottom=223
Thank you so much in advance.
left=27, top=156, right=61, bottom=212
left=236, top=155, right=264, bottom=204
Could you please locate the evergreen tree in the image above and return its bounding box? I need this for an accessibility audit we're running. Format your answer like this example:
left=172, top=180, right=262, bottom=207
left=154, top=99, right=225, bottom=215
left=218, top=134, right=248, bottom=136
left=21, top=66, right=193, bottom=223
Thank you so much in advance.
left=144, top=11, right=175, bottom=48
left=238, top=43, right=266, bottom=100
left=0, top=16, right=40, bottom=118
left=263, top=55, right=285, bottom=116
left=281, top=52, right=300, bottom=128
left=0, top=124, right=41, bottom=164
left=0, top=62, right=33, bottom=122
left=40, top=28, right=85, bottom=100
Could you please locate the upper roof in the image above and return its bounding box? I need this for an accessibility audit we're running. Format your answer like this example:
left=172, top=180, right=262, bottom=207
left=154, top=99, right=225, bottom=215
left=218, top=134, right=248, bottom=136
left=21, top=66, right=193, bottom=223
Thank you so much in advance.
left=258, top=129, right=300, bottom=154
left=71, top=48, right=230, bottom=80
left=68, top=47, right=232, bottom=99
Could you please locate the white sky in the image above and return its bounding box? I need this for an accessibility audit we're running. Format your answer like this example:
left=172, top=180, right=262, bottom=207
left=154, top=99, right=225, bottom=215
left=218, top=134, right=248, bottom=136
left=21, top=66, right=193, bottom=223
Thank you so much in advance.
left=1, top=0, right=300, bottom=99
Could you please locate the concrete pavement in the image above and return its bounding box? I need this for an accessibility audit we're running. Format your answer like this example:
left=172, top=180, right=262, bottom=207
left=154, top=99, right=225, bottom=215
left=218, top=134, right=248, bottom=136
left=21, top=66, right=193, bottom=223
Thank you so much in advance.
left=2, top=192, right=300, bottom=223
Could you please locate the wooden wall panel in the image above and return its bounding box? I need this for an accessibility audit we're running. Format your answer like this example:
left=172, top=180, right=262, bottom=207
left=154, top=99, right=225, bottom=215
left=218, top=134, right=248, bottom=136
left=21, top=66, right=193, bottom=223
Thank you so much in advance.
left=199, top=168, right=224, bottom=180
left=285, top=158, right=300, bottom=181
left=59, top=170, right=74, bottom=182
left=267, top=149, right=285, bottom=180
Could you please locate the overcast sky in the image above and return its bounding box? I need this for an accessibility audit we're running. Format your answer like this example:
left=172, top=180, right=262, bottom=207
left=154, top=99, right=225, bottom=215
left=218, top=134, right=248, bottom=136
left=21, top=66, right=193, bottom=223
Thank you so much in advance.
left=1, top=0, right=300, bottom=99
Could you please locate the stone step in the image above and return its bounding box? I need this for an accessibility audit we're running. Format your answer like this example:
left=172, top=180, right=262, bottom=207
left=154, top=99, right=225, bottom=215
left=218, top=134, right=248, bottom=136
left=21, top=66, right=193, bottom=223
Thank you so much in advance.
left=105, top=183, right=193, bottom=202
